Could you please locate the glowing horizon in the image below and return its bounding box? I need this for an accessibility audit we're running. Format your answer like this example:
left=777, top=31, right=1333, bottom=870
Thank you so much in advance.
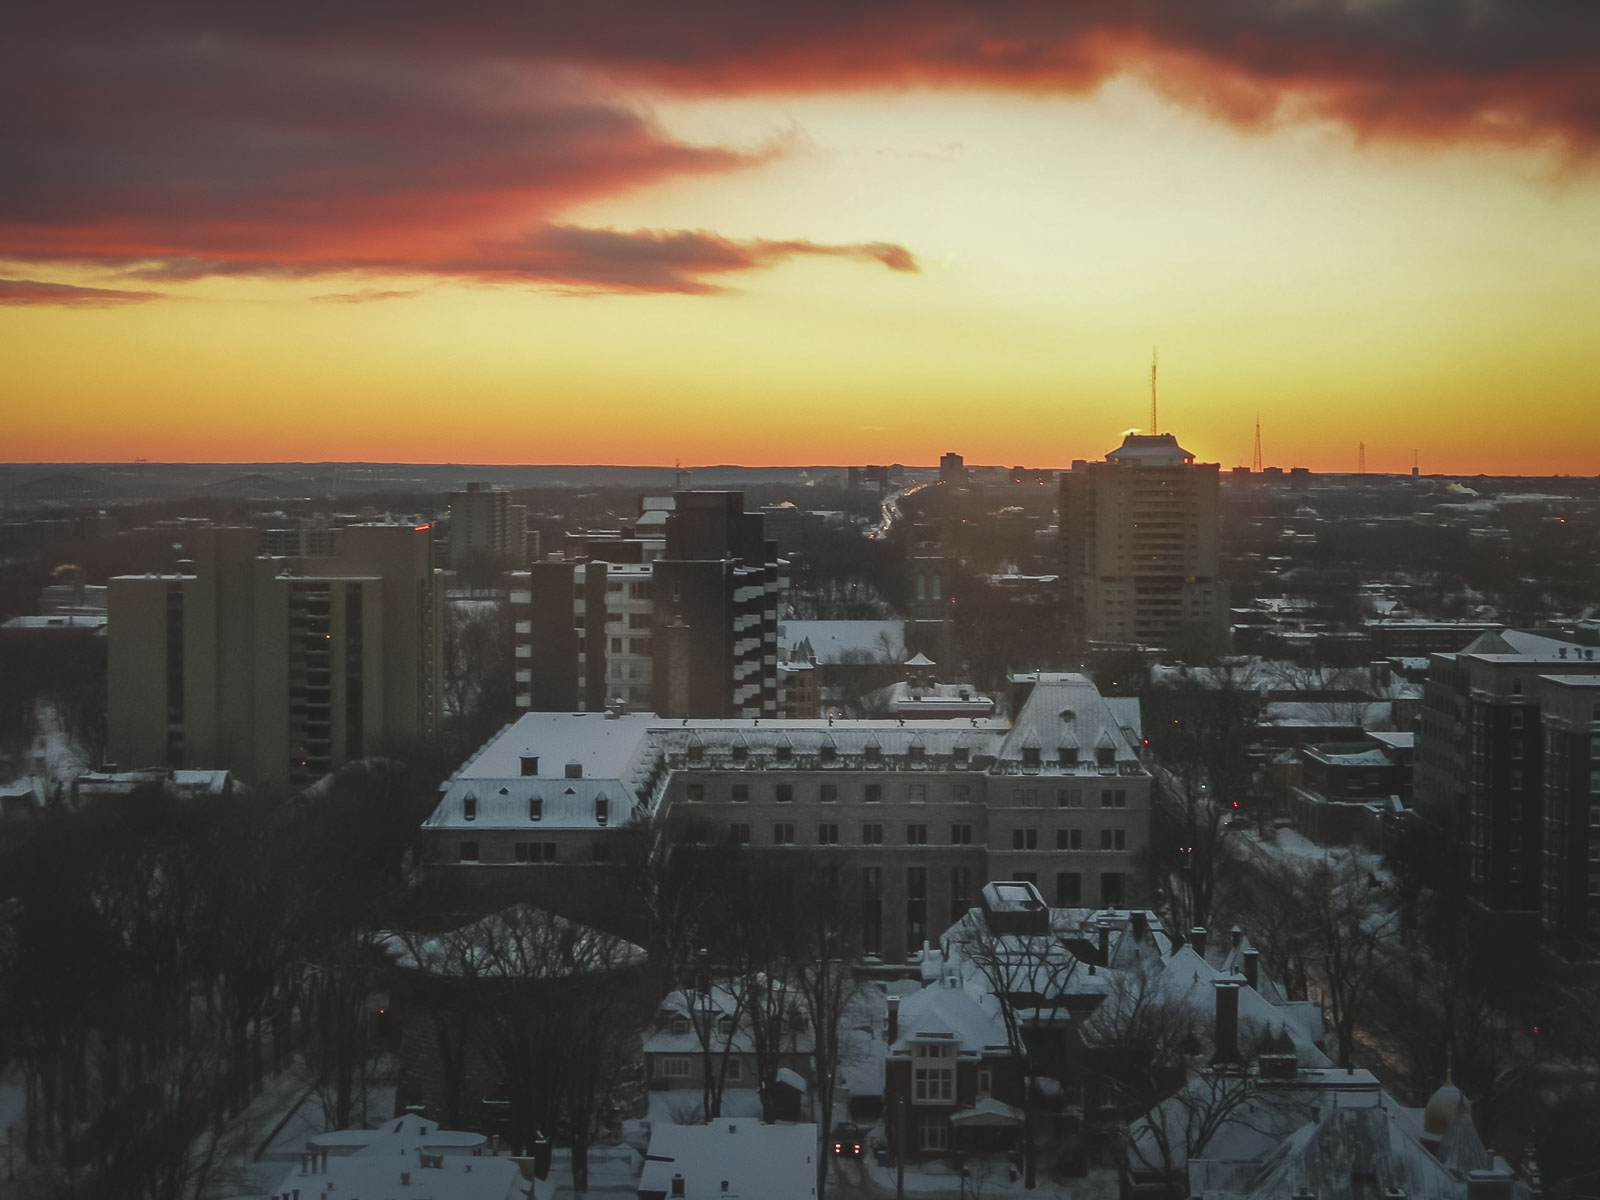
left=5, top=4, right=1598, bottom=475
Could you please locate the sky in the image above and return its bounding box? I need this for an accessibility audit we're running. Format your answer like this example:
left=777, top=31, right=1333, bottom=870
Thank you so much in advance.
left=4, top=1, right=1599, bottom=473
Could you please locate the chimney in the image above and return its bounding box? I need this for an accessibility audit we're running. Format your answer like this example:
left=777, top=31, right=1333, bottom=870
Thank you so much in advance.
left=672, top=1173, right=687, bottom=1198
left=1242, top=948, right=1260, bottom=991
left=1230, top=925, right=1244, bottom=949
left=1131, top=910, right=1148, bottom=940
left=1097, top=920, right=1111, bottom=964
left=1212, top=979, right=1242, bottom=1066
left=887, top=996, right=900, bottom=1044
left=1190, top=927, right=1207, bottom=958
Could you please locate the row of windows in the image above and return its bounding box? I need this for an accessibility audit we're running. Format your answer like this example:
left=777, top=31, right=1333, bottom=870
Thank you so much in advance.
left=681, top=782, right=1131, bottom=807
left=458, top=840, right=611, bottom=864
left=688, top=743, right=970, bottom=767
left=716, top=822, right=1127, bottom=849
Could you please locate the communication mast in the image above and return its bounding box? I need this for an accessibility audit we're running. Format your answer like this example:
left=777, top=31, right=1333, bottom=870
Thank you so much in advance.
left=1252, top=414, right=1263, bottom=473
left=1149, top=347, right=1158, bottom=435
left=1358, top=442, right=1367, bottom=475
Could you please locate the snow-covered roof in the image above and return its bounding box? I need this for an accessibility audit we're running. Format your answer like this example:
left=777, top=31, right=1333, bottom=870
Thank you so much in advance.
left=639, top=1119, right=818, bottom=1200
left=889, top=982, right=1010, bottom=1056
left=270, top=1115, right=521, bottom=1200
left=999, top=674, right=1141, bottom=767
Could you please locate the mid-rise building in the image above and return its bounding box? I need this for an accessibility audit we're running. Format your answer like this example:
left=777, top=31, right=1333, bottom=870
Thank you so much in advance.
left=448, top=481, right=531, bottom=572
left=421, top=673, right=1151, bottom=957
left=510, top=492, right=782, bottom=718
left=1415, top=628, right=1600, bottom=948
left=108, top=523, right=442, bottom=790
left=1059, top=432, right=1224, bottom=652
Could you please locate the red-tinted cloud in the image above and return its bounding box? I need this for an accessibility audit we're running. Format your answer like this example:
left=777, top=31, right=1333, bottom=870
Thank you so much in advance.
left=3, top=2, right=1594, bottom=298
left=0, top=278, right=164, bottom=306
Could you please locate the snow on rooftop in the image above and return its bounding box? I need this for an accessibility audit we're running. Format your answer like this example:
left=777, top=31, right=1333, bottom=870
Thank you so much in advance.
left=639, top=1119, right=818, bottom=1200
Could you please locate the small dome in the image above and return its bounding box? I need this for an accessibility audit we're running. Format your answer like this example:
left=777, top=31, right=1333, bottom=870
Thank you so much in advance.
left=1422, top=1079, right=1463, bottom=1138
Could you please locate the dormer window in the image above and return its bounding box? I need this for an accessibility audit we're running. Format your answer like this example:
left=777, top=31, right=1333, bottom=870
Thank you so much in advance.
left=688, top=744, right=704, bottom=763
left=520, top=754, right=539, bottom=777
left=953, top=747, right=970, bottom=766
left=566, top=762, right=583, bottom=779
left=820, top=745, right=837, bottom=764
left=1059, top=747, right=1079, bottom=766
left=865, top=745, right=883, bottom=765
left=671, top=1015, right=690, bottom=1036
left=529, top=796, right=543, bottom=822
left=595, top=797, right=609, bottom=826
left=776, top=745, right=793, bottom=762
left=908, top=745, right=926, bottom=765
left=732, top=745, right=748, bottom=763
left=1097, top=747, right=1116, bottom=767
left=463, top=794, right=477, bottom=821
left=1021, top=747, right=1041, bottom=769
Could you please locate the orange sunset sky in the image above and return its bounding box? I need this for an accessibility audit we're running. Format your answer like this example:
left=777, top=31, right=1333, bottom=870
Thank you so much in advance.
left=4, top=2, right=1598, bottom=474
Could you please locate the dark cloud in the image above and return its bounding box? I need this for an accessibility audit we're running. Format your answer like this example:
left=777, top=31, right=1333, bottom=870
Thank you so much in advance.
left=2, top=1, right=1593, bottom=296
left=0, top=278, right=164, bottom=306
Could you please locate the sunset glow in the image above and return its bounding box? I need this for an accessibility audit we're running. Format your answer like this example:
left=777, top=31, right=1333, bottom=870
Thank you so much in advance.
left=5, top=3, right=1599, bottom=473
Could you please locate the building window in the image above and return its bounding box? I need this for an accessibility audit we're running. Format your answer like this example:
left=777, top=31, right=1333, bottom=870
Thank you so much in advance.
left=1101, top=789, right=1127, bottom=808
left=459, top=841, right=479, bottom=862
left=906, top=823, right=929, bottom=845
left=1100, top=872, right=1126, bottom=906
left=1021, top=747, right=1041, bottom=769
left=776, top=745, right=793, bottom=762
left=1097, top=747, right=1116, bottom=767
left=1012, top=828, right=1038, bottom=850
left=662, top=1056, right=692, bottom=1079
left=732, top=746, right=748, bottom=762
left=865, top=784, right=882, bottom=804
left=1056, top=872, right=1082, bottom=906
left=611, top=637, right=623, bottom=654
left=865, top=745, right=883, bottom=765
left=686, top=784, right=705, bottom=803
left=731, top=784, right=749, bottom=803
left=909, top=745, right=926, bottom=766
left=1591, top=805, right=1600, bottom=827
left=671, top=1015, right=691, bottom=1035
left=1589, top=842, right=1600, bottom=864
left=917, top=1116, right=949, bottom=1151
left=912, top=1042, right=955, bottom=1103
left=1059, top=747, right=1079, bottom=767
left=953, top=784, right=971, bottom=804
left=776, top=784, right=794, bottom=804
left=908, top=784, right=927, bottom=804
left=862, top=823, right=884, bottom=845
left=821, top=784, right=839, bottom=804
left=515, top=842, right=557, bottom=863
left=977, top=1068, right=993, bottom=1096
left=595, top=797, right=609, bottom=826
left=730, top=823, right=751, bottom=845
left=463, top=794, right=477, bottom=821
left=950, top=823, right=973, bottom=845
left=1057, top=828, right=1082, bottom=850
left=529, top=796, right=543, bottom=821
left=821, top=745, right=838, bottom=764
left=725, top=1058, right=744, bottom=1082
left=818, top=822, right=840, bottom=845
left=688, top=744, right=704, bottom=763
left=1058, top=788, right=1082, bottom=808
left=952, top=866, right=972, bottom=914
left=953, top=747, right=970, bottom=766
left=773, top=822, right=795, bottom=845
left=1100, top=828, right=1126, bottom=851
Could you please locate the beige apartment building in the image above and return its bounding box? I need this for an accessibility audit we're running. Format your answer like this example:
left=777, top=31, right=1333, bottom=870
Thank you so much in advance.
left=1059, top=432, right=1225, bottom=652
left=421, top=673, right=1150, bottom=958
left=108, top=523, right=442, bottom=791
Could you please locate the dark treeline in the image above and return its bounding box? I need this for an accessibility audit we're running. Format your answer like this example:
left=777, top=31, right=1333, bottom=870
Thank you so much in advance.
left=0, top=759, right=439, bottom=1200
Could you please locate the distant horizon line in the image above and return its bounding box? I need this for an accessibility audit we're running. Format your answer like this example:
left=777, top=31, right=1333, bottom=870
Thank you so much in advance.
left=2, top=460, right=1597, bottom=480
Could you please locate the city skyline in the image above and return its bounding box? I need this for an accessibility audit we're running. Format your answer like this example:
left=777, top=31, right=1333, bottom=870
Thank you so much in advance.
left=4, top=2, right=1598, bottom=473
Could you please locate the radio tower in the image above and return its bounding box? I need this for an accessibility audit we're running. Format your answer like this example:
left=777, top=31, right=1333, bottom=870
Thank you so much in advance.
left=1149, top=347, right=1158, bottom=435
left=1252, top=414, right=1263, bottom=472
left=1358, top=442, right=1367, bottom=475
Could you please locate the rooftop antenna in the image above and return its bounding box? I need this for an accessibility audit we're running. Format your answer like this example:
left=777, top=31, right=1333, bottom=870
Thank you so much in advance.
left=1149, top=347, right=1158, bottom=435
left=674, top=459, right=691, bottom=490
left=1412, top=449, right=1419, bottom=478
left=1252, top=414, right=1263, bottom=473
